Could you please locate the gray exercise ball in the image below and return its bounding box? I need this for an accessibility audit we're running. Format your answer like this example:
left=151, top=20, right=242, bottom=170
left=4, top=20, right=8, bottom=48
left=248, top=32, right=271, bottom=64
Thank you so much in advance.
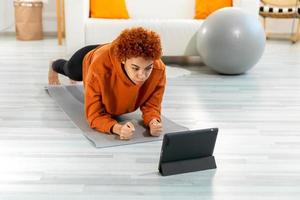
left=197, top=8, right=265, bottom=75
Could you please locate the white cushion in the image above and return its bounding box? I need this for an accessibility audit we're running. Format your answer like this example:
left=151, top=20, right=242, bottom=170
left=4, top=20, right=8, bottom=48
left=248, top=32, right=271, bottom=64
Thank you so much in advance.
left=85, top=18, right=203, bottom=56
left=126, top=0, right=195, bottom=19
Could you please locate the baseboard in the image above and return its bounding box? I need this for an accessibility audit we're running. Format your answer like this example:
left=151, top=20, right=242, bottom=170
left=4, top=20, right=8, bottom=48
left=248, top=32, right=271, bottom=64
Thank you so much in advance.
left=266, top=32, right=300, bottom=40
left=0, top=31, right=59, bottom=38
left=162, top=56, right=203, bottom=66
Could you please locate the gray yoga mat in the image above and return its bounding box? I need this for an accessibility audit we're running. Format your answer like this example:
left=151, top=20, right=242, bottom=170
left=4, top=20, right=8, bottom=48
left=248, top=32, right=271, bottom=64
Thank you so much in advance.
left=45, top=85, right=188, bottom=148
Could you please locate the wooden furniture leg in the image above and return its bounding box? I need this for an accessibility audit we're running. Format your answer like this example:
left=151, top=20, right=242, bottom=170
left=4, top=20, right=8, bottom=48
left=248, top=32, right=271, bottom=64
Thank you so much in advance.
left=56, top=0, right=63, bottom=45
left=291, top=18, right=300, bottom=43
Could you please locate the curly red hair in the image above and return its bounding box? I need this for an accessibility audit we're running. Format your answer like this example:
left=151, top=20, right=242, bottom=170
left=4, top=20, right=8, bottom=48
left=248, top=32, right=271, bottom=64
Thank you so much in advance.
left=113, top=27, right=162, bottom=61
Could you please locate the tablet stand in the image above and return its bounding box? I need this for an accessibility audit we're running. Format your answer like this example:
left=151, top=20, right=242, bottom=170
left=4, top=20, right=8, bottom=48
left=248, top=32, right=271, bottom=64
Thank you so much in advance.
left=159, top=156, right=216, bottom=176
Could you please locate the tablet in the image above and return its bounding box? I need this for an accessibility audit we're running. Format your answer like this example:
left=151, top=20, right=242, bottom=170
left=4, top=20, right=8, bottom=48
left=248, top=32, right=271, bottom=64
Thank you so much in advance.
left=158, top=128, right=218, bottom=175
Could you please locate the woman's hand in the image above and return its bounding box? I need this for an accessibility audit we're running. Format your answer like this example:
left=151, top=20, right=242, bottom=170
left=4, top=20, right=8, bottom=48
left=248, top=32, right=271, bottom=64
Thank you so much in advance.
left=112, top=122, right=135, bottom=140
left=149, top=118, right=163, bottom=137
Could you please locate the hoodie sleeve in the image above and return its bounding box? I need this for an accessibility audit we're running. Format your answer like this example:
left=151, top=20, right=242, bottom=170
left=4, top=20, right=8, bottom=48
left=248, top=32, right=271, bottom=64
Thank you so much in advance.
left=140, top=67, right=166, bottom=126
left=84, top=71, right=117, bottom=134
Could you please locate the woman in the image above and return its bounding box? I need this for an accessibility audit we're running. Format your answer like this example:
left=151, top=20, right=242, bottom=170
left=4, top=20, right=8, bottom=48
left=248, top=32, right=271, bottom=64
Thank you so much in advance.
left=48, top=27, right=166, bottom=140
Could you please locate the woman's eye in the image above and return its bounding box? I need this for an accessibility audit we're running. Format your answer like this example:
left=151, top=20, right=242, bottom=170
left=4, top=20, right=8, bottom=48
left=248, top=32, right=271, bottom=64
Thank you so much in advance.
left=132, top=68, right=139, bottom=71
left=145, top=67, right=153, bottom=71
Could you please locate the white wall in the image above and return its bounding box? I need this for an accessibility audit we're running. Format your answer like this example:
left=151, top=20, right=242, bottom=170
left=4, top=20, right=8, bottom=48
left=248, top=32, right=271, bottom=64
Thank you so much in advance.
left=0, top=2, right=5, bottom=30
left=43, top=0, right=57, bottom=32
left=263, top=18, right=299, bottom=34
left=0, top=0, right=57, bottom=33
left=0, top=0, right=14, bottom=32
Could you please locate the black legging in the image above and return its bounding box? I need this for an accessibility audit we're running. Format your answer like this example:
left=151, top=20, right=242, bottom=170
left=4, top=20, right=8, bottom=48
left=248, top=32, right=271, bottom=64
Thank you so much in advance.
left=52, top=45, right=99, bottom=81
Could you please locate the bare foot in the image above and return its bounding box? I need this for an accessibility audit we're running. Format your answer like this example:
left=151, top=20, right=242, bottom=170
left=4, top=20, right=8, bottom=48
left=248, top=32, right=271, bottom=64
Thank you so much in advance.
left=48, top=61, right=61, bottom=85
left=69, top=79, right=77, bottom=84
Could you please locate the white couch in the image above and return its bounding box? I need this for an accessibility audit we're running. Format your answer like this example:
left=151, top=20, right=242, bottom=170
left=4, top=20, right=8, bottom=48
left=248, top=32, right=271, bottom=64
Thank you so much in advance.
left=64, top=0, right=259, bottom=56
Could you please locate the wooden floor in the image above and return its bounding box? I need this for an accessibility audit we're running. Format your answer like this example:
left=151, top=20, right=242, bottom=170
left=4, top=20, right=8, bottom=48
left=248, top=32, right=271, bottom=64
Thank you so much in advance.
left=0, top=35, right=300, bottom=200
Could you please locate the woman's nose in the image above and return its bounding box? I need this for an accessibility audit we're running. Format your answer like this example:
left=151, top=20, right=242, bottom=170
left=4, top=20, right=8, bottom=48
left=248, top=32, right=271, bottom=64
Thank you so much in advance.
left=137, top=70, right=146, bottom=79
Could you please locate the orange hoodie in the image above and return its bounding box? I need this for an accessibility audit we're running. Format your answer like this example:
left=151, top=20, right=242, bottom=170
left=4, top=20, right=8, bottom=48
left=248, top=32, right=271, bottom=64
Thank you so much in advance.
left=82, top=43, right=166, bottom=134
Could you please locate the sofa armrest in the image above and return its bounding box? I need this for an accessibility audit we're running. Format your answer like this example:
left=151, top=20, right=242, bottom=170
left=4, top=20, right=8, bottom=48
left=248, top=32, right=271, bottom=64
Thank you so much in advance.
left=233, top=0, right=260, bottom=18
left=64, top=0, right=90, bottom=55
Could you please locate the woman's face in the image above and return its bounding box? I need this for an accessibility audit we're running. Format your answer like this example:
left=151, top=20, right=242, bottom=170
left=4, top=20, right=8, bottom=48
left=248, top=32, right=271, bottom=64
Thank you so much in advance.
left=123, top=57, right=154, bottom=85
